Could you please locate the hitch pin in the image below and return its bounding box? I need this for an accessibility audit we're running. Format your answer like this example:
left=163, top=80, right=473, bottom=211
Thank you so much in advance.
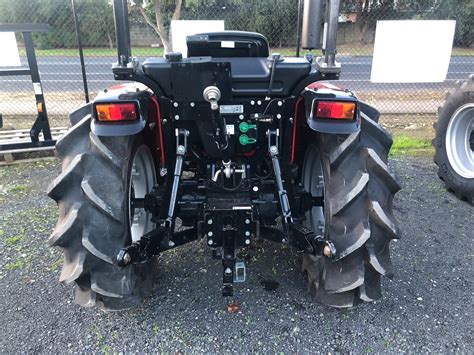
left=323, top=241, right=336, bottom=258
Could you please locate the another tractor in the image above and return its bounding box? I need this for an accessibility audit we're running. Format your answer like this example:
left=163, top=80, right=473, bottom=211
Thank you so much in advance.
left=48, top=0, right=400, bottom=309
left=433, top=75, right=473, bottom=204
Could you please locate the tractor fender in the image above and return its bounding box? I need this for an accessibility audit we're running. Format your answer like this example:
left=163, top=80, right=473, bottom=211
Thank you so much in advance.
left=301, top=82, right=361, bottom=134
left=89, top=83, right=153, bottom=137
left=69, top=102, right=92, bottom=127
left=359, top=100, right=380, bottom=123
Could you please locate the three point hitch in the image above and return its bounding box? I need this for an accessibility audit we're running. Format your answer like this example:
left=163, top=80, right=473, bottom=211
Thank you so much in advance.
left=117, top=127, right=336, bottom=297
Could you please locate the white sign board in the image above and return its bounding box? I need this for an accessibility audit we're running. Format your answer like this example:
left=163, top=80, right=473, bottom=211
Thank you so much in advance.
left=0, top=32, right=21, bottom=67
left=371, top=20, right=456, bottom=83
left=171, top=20, right=225, bottom=58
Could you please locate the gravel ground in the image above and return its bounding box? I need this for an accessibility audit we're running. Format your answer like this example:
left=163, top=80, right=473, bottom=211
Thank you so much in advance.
left=0, top=156, right=472, bottom=352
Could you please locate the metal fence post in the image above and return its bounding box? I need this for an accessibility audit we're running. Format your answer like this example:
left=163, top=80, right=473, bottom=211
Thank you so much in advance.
left=71, top=0, right=89, bottom=103
left=296, top=0, right=302, bottom=57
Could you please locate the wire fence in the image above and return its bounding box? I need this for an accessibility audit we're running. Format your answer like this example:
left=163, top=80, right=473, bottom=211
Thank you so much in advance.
left=0, top=0, right=472, bottom=137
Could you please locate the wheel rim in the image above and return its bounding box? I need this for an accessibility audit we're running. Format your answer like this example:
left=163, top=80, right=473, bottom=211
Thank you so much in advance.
left=445, top=103, right=474, bottom=179
left=302, top=145, right=325, bottom=235
left=129, top=145, right=156, bottom=242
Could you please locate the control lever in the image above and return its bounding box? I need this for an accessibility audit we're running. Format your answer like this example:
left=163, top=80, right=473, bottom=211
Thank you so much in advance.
left=203, top=86, right=230, bottom=160
left=203, top=86, right=221, bottom=111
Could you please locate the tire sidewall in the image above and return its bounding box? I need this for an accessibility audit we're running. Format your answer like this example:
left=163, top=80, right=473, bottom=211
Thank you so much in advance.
left=434, top=85, right=474, bottom=195
left=124, top=135, right=157, bottom=245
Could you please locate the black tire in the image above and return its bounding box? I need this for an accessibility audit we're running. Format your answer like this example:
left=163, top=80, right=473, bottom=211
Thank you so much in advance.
left=48, top=116, right=158, bottom=310
left=301, top=113, right=401, bottom=308
left=433, top=76, right=474, bottom=204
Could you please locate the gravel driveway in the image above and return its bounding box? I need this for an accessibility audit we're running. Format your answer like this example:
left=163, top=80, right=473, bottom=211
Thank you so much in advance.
left=0, top=156, right=472, bottom=352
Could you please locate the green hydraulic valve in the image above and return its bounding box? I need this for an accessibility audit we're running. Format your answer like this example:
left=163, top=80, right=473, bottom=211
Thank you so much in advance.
left=239, top=122, right=256, bottom=133
left=239, top=134, right=256, bottom=145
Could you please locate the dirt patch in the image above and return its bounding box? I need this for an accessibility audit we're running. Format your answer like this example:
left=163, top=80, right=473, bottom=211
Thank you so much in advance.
left=381, top=114, right=436, bottom=139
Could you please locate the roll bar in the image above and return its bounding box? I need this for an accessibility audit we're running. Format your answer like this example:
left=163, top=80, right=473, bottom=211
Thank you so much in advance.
left=301, top=0, right=341, bottom=74
left=113, top=0, right=132, bottom=68
left=111, top=0, right=341, bottom=74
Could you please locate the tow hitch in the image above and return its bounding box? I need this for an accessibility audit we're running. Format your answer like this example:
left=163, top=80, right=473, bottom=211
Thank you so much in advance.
left=200, top=197, right=257, bottom=296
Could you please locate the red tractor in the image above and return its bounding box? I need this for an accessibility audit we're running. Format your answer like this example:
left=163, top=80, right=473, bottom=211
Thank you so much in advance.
left=49, top=0, right=400, bottom=309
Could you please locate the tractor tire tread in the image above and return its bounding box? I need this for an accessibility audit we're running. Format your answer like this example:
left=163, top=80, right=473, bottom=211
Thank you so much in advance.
left=302, top=113, right=400, bottom=307
left=433, top=78, right=474, bottom=204
left=49, top=117, right=158, bottom=310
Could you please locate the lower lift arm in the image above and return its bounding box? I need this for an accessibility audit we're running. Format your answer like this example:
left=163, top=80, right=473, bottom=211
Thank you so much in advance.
left=117, top=129, right=196, bottom=266
left=265, top=129, right=336, bottom=257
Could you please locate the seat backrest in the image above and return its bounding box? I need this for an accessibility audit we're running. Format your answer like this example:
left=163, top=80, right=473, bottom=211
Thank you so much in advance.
left=186, top=31, right=269, bottom=58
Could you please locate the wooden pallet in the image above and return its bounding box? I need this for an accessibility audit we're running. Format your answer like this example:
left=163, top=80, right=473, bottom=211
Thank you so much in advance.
left=0, top=127, right=68, bottom=165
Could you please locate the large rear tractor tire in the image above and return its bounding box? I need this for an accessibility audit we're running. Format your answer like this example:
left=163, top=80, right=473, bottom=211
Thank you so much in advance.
left=301, top=114, right=401, bottom=308
left=433, top=76, right=474, bottom=204
left=48, top=116, right=158, bottom=310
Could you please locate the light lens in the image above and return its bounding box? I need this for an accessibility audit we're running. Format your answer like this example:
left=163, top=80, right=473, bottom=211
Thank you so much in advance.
left=315, top=101, right=356, bottom=120
left=95, top=103, right=137, bottom=122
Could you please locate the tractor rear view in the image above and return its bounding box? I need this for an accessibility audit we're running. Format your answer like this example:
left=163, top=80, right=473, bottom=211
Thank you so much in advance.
left=48, top=0, right=400, bottom=310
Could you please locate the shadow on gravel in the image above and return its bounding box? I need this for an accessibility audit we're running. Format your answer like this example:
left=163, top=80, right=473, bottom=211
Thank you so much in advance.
left=0, top=157, right=472, bottom=352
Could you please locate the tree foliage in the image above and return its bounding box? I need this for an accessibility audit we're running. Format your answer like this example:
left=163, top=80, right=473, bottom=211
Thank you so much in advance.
left=430, top=0, right=473, bottom=46
left=0, top=0, right=115, bottom=49
left=133, top=0, right=299, bottom=52
left=131, top=0, right=182, bottom=52
left=0, top=0, right=470, bottom=50
left=341, top=0, right=472, bottom=45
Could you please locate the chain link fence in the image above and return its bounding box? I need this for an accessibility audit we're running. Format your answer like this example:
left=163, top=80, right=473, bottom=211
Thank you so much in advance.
left=0, top=0, right=472, bottom=137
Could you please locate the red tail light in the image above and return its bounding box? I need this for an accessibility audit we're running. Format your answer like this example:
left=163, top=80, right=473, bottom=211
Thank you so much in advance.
left=95, top=103, right=138, bottom=122
left=315, top=101, right=356, bottom=120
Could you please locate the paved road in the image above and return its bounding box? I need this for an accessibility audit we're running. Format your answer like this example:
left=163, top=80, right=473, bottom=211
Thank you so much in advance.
left=0, top=55, right=472, bottom=94
left=0, top=156, right=472, bottom=352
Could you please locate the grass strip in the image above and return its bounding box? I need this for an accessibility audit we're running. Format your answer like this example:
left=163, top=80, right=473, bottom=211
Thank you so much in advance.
left=391, top=135, right=434, bottom=156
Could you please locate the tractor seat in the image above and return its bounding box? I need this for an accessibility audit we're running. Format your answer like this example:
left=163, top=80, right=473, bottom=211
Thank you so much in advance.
left=142, top=31, right=312, bottom=98
left=186, top=31, right=270, bottom=58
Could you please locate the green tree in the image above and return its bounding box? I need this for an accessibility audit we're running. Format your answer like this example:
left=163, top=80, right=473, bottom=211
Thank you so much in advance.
left=77, top=0, right=115, bottom=48
left=341, top=0, right=472, bottom=46
left=133, top=0, right=183, bottom=53
left=0, top=0, right=115, bottom=49
left=430, top=0, right=473, bottom=46
left=133, top=0, right=297, bottom=52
